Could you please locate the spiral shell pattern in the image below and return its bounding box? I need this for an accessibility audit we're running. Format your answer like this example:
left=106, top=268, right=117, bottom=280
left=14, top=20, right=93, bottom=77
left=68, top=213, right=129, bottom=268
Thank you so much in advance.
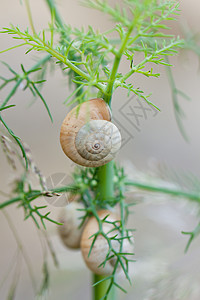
left=60, top=98, right=121, bottom=167
left=75, top=119, right=121, bottom=164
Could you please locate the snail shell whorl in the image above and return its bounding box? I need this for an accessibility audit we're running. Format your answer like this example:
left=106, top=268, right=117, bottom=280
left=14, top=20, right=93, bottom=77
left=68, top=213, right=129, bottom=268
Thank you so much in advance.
left=75, top=120, right=121, bottom=164
left=60, top=98, right=121, bottom=167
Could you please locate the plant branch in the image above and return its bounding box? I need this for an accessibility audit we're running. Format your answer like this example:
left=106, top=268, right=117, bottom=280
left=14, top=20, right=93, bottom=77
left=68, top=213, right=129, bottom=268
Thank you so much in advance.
left=0, top=185, right=80, bottom=210
left=24, top=0, right=36, bottom=35
left=104, top=24, right=134, bottom=104
left=0, top=26, right=105, bottom=94
left=0, top=54, right=51, bottom=109
left=125, top=181, right=200, bottom=203
left=45, top=0, right=66, bottom=31
left=165, top=56, right=189, bottom=141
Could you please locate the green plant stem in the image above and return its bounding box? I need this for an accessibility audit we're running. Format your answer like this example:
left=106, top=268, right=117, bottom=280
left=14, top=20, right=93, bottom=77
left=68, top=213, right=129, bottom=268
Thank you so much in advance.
left=93, top=274, right=115, bottom=300
left=45, top=0, right=65, bottom=31
left=93, top=161, right=116, bottom=300
left=98, top=161, right=114, bottom=201
left=125, top=181, right=200, bottom=203
left=104, top=25, right=134, bottom=104
left=0, top=196, right=22, bottom=209
left=24, top=0, right=36, bottom=35
left=0, top=185, right=79, bottom=210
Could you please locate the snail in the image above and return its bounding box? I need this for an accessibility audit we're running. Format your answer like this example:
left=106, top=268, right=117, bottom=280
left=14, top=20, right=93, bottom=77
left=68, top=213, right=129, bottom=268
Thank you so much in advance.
left=80, top=210, right=134, bottom=275
left=58, top=201, right=87, bottom=249
left=60, top=98, right=121, bottom=167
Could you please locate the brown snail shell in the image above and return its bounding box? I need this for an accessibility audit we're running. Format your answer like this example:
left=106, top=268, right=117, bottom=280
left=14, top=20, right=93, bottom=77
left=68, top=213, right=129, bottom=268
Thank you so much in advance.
left=58, top=201, right=86, bottom=249
left=80, top=210, right=134, bottom=275
left=60, top=98, right=121, bottom=167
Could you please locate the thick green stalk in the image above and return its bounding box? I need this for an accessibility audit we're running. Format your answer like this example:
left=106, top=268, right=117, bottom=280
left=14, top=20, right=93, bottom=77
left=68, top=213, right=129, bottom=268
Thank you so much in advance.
left=93, top=274, right=115, bottom=300
left=92, top=161, right=116, bottom=300
left=97, top=161, right=114, bottom=201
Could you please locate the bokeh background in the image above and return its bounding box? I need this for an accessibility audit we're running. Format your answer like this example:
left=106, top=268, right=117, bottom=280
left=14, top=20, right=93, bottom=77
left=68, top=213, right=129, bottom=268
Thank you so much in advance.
left=1, top=0, right=200, bottom=299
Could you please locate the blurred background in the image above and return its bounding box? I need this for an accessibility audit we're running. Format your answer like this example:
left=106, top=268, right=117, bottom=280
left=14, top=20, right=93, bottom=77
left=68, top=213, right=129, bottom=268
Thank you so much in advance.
left=0, top=0, right=200, bottom=299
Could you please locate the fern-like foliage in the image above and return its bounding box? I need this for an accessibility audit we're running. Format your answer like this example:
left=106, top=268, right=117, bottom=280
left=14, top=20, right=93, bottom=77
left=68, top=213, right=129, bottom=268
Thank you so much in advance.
left=0, top=0, right=183, bottom=107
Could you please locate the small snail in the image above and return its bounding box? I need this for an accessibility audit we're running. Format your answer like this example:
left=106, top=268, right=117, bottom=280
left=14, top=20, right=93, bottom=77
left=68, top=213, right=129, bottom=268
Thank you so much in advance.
left=80, top=210, right=134, bottom=275
left=60, top=98, right=121, bottom=167
left=58, top=201, right=86, bottom=249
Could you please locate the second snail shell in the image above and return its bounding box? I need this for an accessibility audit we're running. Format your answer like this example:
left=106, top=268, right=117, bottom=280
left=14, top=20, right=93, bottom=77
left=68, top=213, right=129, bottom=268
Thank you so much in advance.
left=58, top=201, right=86, bottom=249
left=80, top=210, right=134, bottom=275
left=60, top=98, right=121, bottom=167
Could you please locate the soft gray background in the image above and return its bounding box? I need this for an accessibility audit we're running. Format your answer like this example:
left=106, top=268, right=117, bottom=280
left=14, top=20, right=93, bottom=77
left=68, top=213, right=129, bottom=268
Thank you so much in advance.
left=0, top=1, right=200, bottom=299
